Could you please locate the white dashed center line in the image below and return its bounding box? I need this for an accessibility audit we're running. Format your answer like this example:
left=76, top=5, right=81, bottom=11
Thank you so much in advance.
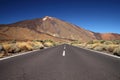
left=62, top=50, right=65, bottom=56
left=62, top=45, right=66, bottom=56
left=64, top=46, right=66, bottom=49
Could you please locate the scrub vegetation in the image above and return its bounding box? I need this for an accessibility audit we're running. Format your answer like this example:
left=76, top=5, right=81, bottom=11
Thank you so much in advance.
left=71, top=40, right=120, bottom=56
left=0, top=40, right=56, bottom=58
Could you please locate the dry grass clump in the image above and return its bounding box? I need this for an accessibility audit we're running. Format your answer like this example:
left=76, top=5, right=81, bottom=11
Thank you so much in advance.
left=103, top=41, right=113, bottom=45
left=16, top=41, right=44, bottom=51
left=32, top=41, right=44, bottom=49
left=44, top=42, right=54, bottom=47
left=85, top=44, right=93, bottom=49
left=93, top=44, right=106, bottom=51
left=71, top=40, right=87, bottom=47
left=93, top=46, right=104, bottom=51
left=112, top=40, right=120, bottom=44
left=73, top=40, right=120, bottom=57
left=105, top=45, right=118, bottom=53
left=113, top=46, right=120, bottom=56
left=2, top=43, right=20, bottom=56
left=2, top=43, right=12, bottom=52
left=71, top=40, right=81, bottom=45
left=16, top=42, right=33, bottom=51
left=0, top=40, right=56, bottom=58
left=85, top=43, right=106, bottom=51
left=8, top=44, right=21, bottom=53
left=0, top=53, right=4, bottom=57
left=91, top=43, right=101, bottom=49
left=0, top=45, right=3, bottom=52
left=2, top=43, right=13, bottom=55
left=0, top=45, right=4, bottom=57
left=43, top=40, right=55, bottom=47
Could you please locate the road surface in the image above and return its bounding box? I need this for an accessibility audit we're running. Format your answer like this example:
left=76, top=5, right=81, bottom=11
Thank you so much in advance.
left=0, top=44, right=120, bottom=80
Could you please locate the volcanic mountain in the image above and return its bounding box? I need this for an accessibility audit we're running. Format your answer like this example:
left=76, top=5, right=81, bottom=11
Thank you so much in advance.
left=0, top=16, right=120, bottom=42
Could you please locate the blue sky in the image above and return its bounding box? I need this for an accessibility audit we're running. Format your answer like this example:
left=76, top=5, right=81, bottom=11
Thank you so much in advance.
left=0, top=0, right=120, bottom=33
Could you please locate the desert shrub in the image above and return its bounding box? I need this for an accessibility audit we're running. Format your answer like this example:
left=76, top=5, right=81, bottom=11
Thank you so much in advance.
left=32, top=40, right=39, bottom=42
left=91, top=43, right=101, bottom=49
left=87, top=40, right=94, bottom=44
left=44, top=42, right=54, bottom=47
left=99, top=40, right=105, bottom=44
left=5, top=41, right=44, bottom=53
left=16, top=42, right=33, bottom=51
left=0, top=45, right=4, bottom=57
left=91, top=43, right=106, bottom=51
left=43, top=40, right=56, bottom=47
left=2, top=43, right=12, bottom=52
left=0, top=45, right=3, bottom=52
left=75, top=43, right=86, bottom=48
left=93, top=46, right=104, bottom=51
left=2, top=43, right=14, bottom=56
left=113, top=46, right=120, bottom=56
left=71, top=40, right=81, bottom=45
left=0, top=41, right=45, bottom=57
left=112, top=40, right=120, bottom=44
left=106, top=45, right=118, bottom=53
left=104, top=41, right=113, bottom=45
left=71, top=44, right=81, bottom=47
left=44, top=40, right=53, bottom=43
left=85, top=44, right=93, bottom=49
left=32, top=42, right=44, bottom=49
left=87, top=40, right=101, bottom=44
left=93, top=40, right=101, bottom=44
left=85, top=43, right=108, bottom=52
left=8, top=44, right=21, bottom=53
left=0, top=52, right=4, bottom=58
left=36, top=40, right=44, bottom=43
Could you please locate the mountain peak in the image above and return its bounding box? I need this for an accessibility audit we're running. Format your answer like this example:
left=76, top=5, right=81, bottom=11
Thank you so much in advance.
left=42, top=16, right=53, bottom=21
left=0, top=16, right=120, bottom=41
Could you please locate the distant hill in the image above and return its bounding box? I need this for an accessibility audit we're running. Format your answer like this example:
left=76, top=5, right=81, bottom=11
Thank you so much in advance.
left=0, top=16, right=120, bottom=42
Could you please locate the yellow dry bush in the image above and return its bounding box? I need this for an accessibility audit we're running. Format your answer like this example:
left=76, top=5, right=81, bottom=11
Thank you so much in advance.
left=7, top=44, right=20, bottom=53
left=78, top=43, right=87, bottom=48
left=2, top=43, right=12, bottom=52
left=113, top=46, right=120, bottom=56
left=32, top=42, right=44, bottom=49
left=0, top=53, right=4, bottom=57
left=106, top=44, right=118, bottom=52
left=91, top=43, right=102, bottom=49
left=16, top=42, right=33, bottom=51
left=93, top=46, right=104, bottom=51
left=26, top=41, right=34, bottom=46
left=104, top=41, right=113, bottom=45
left=44, top=42, right=53, bottom=47
left=85, top=44, right=93, bottom=49
left=92, top=40, right=101, bottom=44
left=26, top=44, right=33, bottom=51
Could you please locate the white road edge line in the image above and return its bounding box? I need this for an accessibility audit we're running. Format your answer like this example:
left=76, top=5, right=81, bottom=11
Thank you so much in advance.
left=0, top=50, right=39, bottom=61
left=79, top=47, right=120, bottom=59
left=88, top=48, right=120, bottom=59
left=62, top=50, right=65, bottom=56
left=0, top=45, right=56, bottom=61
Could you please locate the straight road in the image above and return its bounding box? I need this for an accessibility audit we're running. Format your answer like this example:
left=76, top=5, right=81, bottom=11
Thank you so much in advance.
left=0, top=44, right=120, bottom=80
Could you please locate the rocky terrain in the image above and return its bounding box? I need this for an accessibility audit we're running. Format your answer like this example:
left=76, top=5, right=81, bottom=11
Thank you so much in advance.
left=0, top=16, right=120, bottom=42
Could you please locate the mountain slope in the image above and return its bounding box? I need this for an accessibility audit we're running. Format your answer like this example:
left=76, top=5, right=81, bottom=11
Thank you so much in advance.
left=0, top=16, right=120, bottom=42
left=100, top=33, right=120, bottom=40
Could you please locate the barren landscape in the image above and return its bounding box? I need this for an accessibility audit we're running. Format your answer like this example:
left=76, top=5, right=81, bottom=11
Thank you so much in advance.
left=0, top=16, right=120, bottom=58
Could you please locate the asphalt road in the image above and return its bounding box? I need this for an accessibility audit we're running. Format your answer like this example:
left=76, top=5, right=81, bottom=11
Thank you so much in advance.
left=0, top=44, right=120, bottom=80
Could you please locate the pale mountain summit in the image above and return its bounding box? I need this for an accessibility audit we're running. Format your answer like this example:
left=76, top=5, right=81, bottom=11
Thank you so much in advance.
left=0, top=16, right=120, bottom=42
